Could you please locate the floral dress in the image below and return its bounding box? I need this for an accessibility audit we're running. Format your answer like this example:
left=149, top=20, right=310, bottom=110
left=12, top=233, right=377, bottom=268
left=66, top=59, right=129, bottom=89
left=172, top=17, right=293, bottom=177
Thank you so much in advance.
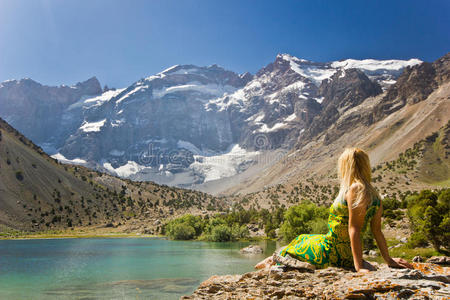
left=280, top=192, right=380, bottom=269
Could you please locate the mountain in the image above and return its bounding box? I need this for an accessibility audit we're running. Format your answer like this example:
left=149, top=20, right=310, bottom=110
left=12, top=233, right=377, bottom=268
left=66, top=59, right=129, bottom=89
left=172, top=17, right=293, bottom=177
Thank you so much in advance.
left=0, top=55, right=423, bottom=189
left=0, top=118, right=222, bottom=232
left=0, top=77, right=102, bottom=151
left=222, top=53, right=450, bottom=199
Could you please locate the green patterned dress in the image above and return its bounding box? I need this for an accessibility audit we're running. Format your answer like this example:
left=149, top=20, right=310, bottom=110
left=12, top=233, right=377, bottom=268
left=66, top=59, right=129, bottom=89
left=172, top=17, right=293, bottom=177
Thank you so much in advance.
left=280, top=192, right=380, bottom=269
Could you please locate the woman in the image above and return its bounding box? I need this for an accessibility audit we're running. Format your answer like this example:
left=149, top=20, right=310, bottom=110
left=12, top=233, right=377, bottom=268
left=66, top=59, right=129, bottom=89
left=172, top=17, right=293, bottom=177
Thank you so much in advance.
left=257, top=148, right=412, bottom=272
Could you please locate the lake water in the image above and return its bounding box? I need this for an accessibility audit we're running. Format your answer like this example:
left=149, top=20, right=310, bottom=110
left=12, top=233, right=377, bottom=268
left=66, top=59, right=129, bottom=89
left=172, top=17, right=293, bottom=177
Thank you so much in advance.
left=0, top=238, right=277, bottom=299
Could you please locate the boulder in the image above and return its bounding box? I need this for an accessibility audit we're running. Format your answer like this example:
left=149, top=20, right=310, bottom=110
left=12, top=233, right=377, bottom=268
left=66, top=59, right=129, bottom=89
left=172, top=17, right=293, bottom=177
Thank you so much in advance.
left=426, top=256, right=450, bottom=265
left=240, top=245, right=263, bottom=254
left=413, top=255, right=424, bottom=263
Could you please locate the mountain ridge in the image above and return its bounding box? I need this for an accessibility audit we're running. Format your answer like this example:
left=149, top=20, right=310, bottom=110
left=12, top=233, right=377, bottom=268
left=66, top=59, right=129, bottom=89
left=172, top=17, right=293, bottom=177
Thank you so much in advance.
left=0, top=54, right=429, bottom=190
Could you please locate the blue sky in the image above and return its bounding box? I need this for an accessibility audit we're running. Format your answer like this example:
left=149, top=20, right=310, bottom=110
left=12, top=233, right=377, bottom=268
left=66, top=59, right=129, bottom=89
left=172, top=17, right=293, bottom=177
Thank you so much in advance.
left=0, top=0, right=448, bottom=88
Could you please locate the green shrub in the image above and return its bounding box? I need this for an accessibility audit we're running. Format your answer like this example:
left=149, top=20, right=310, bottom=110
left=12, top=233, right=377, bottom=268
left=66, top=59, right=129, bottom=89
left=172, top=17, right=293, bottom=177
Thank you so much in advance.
left=309, top=218, right=328, bottom=235
left=15, top=171, right=24, bottom=181
left=210, top=224, right=232, bottom=242
left=231, top=223, right=249, bottom=240
left=406, top=189, right=449, bottom=252
left=406, top=231, right=429, bottom=248
left=170, top=223, right=196, bottom=240
left=165, top=214, right=204, bottom=240
left=363, top=225, right=376, bottom=250
left=280, top=201, right=328, bottom=242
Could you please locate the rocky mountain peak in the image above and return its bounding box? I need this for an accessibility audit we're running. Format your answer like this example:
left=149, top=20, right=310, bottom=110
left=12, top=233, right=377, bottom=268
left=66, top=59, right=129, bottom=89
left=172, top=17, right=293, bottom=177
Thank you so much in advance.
left=239, top=72, right=253, bottom=82
left=372, top=54, right=449, bottom=122
left=320, top=68, right=382, bottom=109
left=73, top=76, right=102, bottom=95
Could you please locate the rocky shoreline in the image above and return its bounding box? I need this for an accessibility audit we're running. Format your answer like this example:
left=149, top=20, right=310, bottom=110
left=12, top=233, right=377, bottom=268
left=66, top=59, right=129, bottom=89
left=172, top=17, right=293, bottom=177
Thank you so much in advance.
left=182, top=260, right=449, bottom=299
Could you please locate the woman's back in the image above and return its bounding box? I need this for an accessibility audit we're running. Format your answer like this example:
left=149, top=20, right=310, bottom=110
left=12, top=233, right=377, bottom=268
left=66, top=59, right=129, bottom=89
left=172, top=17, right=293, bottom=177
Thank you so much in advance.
left=280, top=190, right=381, bottom=269
left=324, top=191, right=381, bottom=267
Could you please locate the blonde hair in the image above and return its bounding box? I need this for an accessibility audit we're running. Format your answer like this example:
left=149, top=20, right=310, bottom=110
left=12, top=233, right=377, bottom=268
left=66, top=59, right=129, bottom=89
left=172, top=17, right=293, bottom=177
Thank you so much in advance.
left=335, top=148, right=379, bottom=208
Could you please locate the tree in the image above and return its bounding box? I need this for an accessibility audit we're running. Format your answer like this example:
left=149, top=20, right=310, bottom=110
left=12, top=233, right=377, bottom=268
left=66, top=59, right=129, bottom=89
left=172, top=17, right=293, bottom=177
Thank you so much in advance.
left=407, top=189, right=450, bottom=252
left=280, top=201, right=328, bottom=242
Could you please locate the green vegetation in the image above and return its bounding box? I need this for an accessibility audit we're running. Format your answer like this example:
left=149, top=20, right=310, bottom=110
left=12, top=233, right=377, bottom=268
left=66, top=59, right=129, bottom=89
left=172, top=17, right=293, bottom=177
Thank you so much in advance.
left=406, top=189, right=449, bottom=252
left=165, top=214, right=203, bottom=240
left=280, top=201, right=328, bottom=241
left=164, top=201, right=332, bottom=243
left=381, top=196, right=404, bottom=226
left=163, top=211, right=251, bottom=242
left=15, top=170, right=24, bottom=181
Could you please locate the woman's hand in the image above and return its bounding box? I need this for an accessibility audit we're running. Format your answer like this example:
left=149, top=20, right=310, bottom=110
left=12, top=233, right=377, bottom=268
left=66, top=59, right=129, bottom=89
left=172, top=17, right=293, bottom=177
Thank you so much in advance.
left=356, top=260, right=377, bottom=273
left=388, top=257, right=413, bottom=269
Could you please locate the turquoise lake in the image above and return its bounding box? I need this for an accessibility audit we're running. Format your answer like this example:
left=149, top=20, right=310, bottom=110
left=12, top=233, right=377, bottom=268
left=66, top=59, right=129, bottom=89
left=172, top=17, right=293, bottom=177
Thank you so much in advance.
left=0, top=238, right=277, bottom=299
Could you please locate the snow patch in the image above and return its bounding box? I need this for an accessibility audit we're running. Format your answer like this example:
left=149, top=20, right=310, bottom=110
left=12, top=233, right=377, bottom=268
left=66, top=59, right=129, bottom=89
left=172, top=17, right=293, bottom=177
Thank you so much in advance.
left=67, top=89, right=125, bottom=110
left=279, top=54, right=336, bottom=85
left=103, top=161, right=148, bottom=177
left=153, top=82, right=236, bottom=99
left=111, top=119, right=125, bottom=127
left=79, top=119, right=106, bottom=132
left=315, top=97, right=324, bottom=104
left=331, top=58, right=422, bottom=71
left=51, top=153, right=87, bottom=165
left=284, top=113, right=297, bottom=122
left=83, top=89, right=125, bottom=106
left=116, top=85, right=148, bottom=105
left=256, top=122, right=287, bottom=133
left=190, top=144, right=259, bottom=182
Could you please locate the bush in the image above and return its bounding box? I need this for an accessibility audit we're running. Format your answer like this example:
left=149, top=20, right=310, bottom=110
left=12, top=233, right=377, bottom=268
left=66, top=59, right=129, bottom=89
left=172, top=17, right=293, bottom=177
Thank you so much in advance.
left=171, top=223, right=196, bottom=240
left=280, top=201, right=328, bottom=242
left=231, top=223, right=250, bottom=240
left=363, top=225, right=376, bottom=250
left=407, top=189, right=449, bottom=251
left=210, top=224, right=232, bottom=242
left=406, top=231, right=429, bottom=248
left=15, top=171, right=24, bottom=181
left=165, top=214, right=204, bottom=240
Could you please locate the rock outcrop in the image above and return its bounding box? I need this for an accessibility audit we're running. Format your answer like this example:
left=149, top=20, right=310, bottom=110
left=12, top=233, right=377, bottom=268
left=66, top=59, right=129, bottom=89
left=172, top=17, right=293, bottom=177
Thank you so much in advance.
left=183, top=262, right=450, bottom=299
left=240, top=245, right=263, bottom=254
left=373, top=52, right=450, bottom=122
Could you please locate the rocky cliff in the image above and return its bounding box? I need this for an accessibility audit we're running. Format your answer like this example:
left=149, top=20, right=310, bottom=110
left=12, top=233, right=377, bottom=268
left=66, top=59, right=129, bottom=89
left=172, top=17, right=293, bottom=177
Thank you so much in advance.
left=0, top=77, right=101, bottom=149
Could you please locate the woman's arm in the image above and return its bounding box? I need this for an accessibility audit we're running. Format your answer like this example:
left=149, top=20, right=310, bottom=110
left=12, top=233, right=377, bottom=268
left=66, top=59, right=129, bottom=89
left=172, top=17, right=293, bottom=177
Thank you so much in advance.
left=371, top=201, right=413, bottom=269
left=347, top=183, right=368, bottom=272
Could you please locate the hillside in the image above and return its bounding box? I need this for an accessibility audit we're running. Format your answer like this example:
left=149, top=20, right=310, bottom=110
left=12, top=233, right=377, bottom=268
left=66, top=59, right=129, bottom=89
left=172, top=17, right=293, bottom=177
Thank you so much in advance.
left=0, top=118, right=224, bottom=233
left=221, top=121, right=449, bottom=213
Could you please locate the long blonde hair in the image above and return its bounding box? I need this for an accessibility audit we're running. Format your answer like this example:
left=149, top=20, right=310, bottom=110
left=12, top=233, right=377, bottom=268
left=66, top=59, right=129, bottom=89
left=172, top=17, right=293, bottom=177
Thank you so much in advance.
left=335, top=148, right=379, bottom=208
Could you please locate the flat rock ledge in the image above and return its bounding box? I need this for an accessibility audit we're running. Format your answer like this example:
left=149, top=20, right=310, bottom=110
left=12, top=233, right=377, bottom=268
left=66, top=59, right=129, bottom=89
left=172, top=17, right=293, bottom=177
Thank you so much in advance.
left=182, top=262, right=449, bottom=299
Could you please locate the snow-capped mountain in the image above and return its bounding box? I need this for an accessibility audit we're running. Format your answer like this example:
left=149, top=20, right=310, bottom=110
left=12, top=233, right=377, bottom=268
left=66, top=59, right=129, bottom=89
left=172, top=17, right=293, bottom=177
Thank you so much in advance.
left=0, top=54, right=421, bottom=187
